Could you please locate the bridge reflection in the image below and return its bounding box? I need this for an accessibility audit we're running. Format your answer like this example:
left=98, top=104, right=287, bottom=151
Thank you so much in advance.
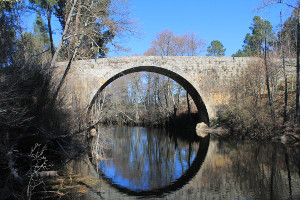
left=97, top=126, right=210, bottom=197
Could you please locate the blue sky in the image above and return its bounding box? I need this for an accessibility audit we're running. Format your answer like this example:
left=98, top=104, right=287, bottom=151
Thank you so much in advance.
left=107, top=0, right=293, bottom=57
left=24, top=0, right=293, bottom=57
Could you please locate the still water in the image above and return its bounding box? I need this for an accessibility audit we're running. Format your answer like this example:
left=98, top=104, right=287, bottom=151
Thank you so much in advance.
left=93, top=126, right=300, bottom=199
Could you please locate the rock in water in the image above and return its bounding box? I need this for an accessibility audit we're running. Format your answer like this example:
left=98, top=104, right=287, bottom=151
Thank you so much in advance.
left=196, top=122, right=209, bottom=138
left=90, top=128, right=97, bottom=137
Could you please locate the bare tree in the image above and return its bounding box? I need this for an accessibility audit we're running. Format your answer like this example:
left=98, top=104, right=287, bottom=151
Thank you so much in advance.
left=174, top=31, right=206, bottom=56
left=51, top=0, right=138, bottom=105
left=144, top=29, right=176, bottom=56
left=259, top=0, right=300, bottom=120
left=144, top=29, right=206, bottom=56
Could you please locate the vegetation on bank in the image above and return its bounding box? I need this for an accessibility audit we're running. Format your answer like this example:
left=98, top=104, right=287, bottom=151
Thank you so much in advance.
left=0, top=0, right=137, bottom=199
left=214, top=10, right=300, bottom=142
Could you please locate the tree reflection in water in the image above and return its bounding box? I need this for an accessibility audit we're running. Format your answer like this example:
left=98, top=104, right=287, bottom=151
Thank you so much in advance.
left=95, top=126, right=300, bottom=199
left=99, top=126, right=208, bottom=194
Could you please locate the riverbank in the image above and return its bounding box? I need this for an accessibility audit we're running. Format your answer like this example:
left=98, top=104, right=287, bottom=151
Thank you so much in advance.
left=0, top=65, right=90, bottom=199
left=208, top=91, right=300, bottom=144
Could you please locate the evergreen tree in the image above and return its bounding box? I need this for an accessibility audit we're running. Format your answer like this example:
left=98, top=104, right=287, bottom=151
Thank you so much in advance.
left=206, top=40, right=226, bottom=56
left=278, top=8, right=297, bottom=57
left=53, top=0, right=136, bottom=59
left=0, top=4, right=16, bottom=67
left=33, top=12, right=50, bottom=48
left=53, top=0, right=66, bottom=29
left=232, top=16, right=275, bottom=57
left=29, top=0, right=58, bottom=56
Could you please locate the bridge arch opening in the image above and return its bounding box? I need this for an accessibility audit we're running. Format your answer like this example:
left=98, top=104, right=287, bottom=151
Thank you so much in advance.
left=87, top=66, right=209, bottom=127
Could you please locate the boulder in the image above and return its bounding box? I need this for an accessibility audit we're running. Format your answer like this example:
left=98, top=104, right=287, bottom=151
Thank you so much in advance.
left=90, top=128, right=97, bottom=137
left=196, top=122, right=209, bottom=138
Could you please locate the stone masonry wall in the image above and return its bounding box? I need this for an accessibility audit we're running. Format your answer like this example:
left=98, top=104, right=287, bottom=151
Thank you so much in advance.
left=54, top=56, right=296, bottom=121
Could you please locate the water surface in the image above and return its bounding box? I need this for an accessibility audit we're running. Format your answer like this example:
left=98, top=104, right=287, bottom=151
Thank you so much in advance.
left=96, top=126, right=300, bottom=199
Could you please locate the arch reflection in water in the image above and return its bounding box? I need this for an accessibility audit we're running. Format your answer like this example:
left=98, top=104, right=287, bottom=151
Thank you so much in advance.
left=98, top=126, right=209, bottom=197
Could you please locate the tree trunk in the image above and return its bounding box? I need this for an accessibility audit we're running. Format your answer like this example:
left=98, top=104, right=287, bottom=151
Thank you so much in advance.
left=270, top=146, right=277, bottom=200
left=296, top=5, right=300, bottom=120
left=173, top=105, right=177, bottom=120
left=74, top=3, right=81, bottom=45
left=49, top=0, right=78, bottom=70
left=186, top=91, right=191, bottom=115
left=281, top=12, right=288, bottom=123
left=47, top=5, right=55, bottom=57
left=284, top=148, right=292, bottom=197
left=264, top=34, right=275, bottom=120
left=50, top=0, right=80, bottom=106
left=284, top=43, right=288, bottom=123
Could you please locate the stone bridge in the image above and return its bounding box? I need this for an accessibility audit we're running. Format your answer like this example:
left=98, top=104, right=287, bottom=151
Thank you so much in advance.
left=54, top=56, right=293, bottom=125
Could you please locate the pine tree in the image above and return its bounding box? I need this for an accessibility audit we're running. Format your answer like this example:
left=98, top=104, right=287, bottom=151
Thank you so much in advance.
left=232, top=16, right=275, bottom=57
left=206, top=40, right=226, bottom=56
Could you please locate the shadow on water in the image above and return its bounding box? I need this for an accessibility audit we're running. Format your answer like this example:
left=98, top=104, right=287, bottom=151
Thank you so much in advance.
left=99, top=132, right=209, bottom=197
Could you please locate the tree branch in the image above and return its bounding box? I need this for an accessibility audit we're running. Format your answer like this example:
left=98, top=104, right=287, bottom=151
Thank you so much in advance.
left=257, top=0, right=298, bottom=11
left=49, top=0, right=78, bottom=70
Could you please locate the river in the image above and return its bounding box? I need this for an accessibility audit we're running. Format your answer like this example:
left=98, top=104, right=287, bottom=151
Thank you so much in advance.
left=67, top=126, right=300, bottom=199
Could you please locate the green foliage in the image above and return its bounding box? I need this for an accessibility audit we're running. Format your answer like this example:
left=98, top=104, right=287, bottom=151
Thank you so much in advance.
left=76, top=0, right=116, bottom=58
left=206, top=40, right=226, bottom=56
left=0, top=0, right=51, bottom=66
left=57, top=0, right=132, bottom=59
left=0, top=9, right=15, bottom=67
left=14, top=32, right=51, bottom=64
left=0, top=1, right=52, bottom=67
left=29, top=0, right=58, bottom=11
left=53, top=0, right=66, bottom=29
left=28, top=0, right=136, bottom=60
left=29, top=0, right=59, bottom=56
left=232, top=16, right=276, bottom=57
left=0, top=0, right=18, bottom=9
left=232, top=49, right=250, bottom=57
left=278, top=8, right=297, bottom=57
left=33, top=12, right=51, bottom=47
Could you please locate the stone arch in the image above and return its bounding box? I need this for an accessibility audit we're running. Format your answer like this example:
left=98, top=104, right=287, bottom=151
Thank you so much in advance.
left=87, top=66, right=209, bottom=126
